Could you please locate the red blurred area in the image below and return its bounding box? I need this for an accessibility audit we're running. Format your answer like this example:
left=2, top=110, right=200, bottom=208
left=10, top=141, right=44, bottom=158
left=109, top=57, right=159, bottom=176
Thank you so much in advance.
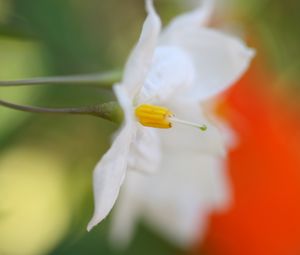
left=200, top=65, right=300, bottom=255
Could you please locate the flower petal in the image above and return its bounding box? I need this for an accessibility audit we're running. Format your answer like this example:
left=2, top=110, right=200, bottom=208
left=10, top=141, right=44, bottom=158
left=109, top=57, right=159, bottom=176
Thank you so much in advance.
left=138, top=46, right=195, bottom=103
left=128, top=126, right=161, bottom=173
left=160, top=27, right=254, bottom=100
left=87, top=124, right=133, bottom=231
left=138, top=154, right=231, bottom=247
left=109, top=171, right=142, bottom=248
left=163, top=0, right=214, bottom=33
left=122, top=0, right=161, bottom=99
left=87, top=85, right=134, bottom=231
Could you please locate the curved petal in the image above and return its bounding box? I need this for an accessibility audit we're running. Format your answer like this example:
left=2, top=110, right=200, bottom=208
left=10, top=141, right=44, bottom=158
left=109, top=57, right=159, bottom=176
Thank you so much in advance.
left=139, top=154, right=231, bottom=247
left=128, top=126, right=161, bottom=174
left=163, top=0, right=214, bottom=34
left=109, top=171, right=143, bottom=248
left=87, top=124, right=134, bottom=231
left=138, top=46, right=195, bottom=104
left=122, top=0, right=161, bottom=99
left=160, top=28, right=255, bottom=101
left=87, top=85, right=135, bottom=231
left=113, top=84, right=134, bottom=121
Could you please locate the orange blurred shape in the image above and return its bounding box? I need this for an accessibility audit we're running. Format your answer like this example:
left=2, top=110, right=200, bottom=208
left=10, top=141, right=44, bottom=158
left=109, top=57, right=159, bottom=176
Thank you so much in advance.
left=200, top=65, right=300, bottom=255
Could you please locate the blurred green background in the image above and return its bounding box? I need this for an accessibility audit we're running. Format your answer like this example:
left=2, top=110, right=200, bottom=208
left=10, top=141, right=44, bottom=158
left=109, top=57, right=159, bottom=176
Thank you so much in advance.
left=0, top=0, right=299, bottom=255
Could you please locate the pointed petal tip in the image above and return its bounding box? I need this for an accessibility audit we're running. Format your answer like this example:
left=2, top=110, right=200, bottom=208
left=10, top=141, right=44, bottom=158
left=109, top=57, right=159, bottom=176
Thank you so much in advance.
left=240, top=46, right=256, bottom=71
left=87, top=217, right=97, bottom=232
left=86, top=224, right=93, bottom=232
left=247, top=47, right=256, bottom=58
left=145, top=0, right=154, bottom=14
left=145, top=0, right=161, bottom=27
left=201, top=0, right=215, bottom=12
left=238, top=39, right=256, bottom=59
left=87, top=214, right=105, bottom=232
left=239, top=42, right=255, bottom=59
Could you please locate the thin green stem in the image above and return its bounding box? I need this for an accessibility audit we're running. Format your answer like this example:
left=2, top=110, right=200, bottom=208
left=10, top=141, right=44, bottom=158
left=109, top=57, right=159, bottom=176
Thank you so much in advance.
left=0, top=99, right=123, bottom=123
left=0, top=70, right=122, bottom=88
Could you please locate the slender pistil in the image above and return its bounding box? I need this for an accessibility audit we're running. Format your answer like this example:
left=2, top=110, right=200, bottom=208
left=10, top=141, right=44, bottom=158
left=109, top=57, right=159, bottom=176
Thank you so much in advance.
left=169, top=116, right=207, bottom=131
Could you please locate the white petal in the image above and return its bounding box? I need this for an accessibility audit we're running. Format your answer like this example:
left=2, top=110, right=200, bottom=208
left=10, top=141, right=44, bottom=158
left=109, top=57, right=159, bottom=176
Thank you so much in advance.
left=160, top=27, right=254, bottom=100
left=110, top=171, right=143, bottom=248
left=128, top=126, right=161, bottom=173
left=138, top=46, right=195, bottom=104
left=113, top=84, right=134, bottom=121
left=87, top=124, right=134, bottom=231
left=87, top=85, right=135, bottom=231
left=140, top=154, right=231, bottom=247
left=122, top=0, right=161, bottom=99
left=160, top=98, right=225, bottom=156
left=163, top=0, right=214, bottom=34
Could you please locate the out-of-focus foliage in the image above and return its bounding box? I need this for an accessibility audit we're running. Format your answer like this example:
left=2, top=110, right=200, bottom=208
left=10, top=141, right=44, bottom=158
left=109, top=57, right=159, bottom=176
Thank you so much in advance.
left=0, top=148, right=70, bottom=255
left=226, top=0, right=300, bottom=89
left=0, top=38, right=43, bottom=145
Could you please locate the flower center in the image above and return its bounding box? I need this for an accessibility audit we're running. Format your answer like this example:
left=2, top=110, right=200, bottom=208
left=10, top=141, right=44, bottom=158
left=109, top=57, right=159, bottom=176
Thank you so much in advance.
left=135, top=104, right=207, bottom=131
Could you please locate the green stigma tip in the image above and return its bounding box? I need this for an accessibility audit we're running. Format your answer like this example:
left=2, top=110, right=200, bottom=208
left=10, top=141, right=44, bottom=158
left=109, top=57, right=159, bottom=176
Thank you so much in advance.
left=199, top=125, right=207, bottom=131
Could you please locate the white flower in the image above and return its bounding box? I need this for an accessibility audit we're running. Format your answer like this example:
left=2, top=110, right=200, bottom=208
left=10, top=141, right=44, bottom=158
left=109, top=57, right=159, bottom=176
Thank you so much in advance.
left=87, top=0, right=254, bottom=232
left=111, top=155, right=230, bottom=247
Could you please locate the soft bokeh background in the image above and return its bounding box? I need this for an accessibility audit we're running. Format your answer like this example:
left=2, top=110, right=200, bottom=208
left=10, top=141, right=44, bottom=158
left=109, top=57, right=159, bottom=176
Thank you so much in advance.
left=0, top=0, right=299, bottom=255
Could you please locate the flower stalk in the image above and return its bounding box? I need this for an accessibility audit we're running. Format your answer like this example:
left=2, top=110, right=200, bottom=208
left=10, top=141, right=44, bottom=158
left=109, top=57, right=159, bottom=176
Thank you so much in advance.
left=0, top=70, right=124, bottom=123
left=0, top=70, right=122, bottom=88
left=0, top=99, right=123, bottom=124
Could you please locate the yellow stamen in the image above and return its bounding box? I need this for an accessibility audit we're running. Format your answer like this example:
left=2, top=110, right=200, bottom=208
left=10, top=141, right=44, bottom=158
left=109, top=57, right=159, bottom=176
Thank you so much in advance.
left=135, top=104, right=207, bottom=131
left=135, top=104, right=173, bottom=129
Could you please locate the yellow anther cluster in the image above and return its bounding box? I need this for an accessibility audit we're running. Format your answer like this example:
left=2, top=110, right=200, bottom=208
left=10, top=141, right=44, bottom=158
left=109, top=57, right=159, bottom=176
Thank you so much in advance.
left=135, top=104, right=173, bottom=129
